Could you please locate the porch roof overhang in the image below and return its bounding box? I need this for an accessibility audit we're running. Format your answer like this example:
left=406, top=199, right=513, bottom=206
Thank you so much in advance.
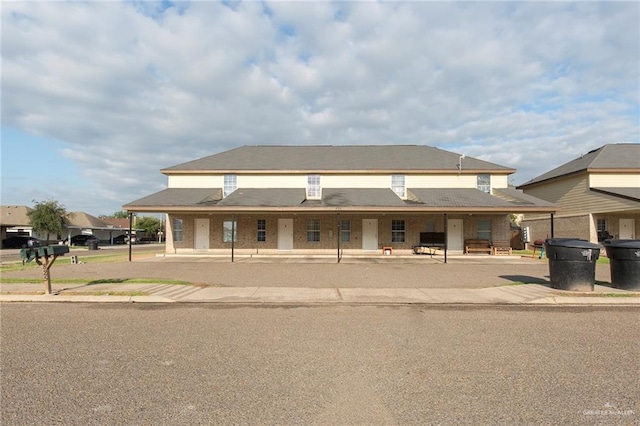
left=590, top=187, right=640, bottom=203
left=124, top=187, right=556, bottom=215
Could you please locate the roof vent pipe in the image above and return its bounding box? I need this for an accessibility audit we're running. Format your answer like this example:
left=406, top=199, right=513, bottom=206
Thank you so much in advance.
left=457, top=154, right=465, bottom=173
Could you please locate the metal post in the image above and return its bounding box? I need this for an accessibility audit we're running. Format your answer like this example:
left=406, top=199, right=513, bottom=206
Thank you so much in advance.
left=337, top=213, right=341, bottom=263
left=128, top=212, right=133, bottom=262
left=444, top=213, right=448, bottom=264
left=550, top=213, right=555, bottom=238
left=231, top=214, right=235, bottom=263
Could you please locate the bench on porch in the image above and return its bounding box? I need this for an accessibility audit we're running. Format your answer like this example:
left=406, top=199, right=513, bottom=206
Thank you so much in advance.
left=464, top=239, right=492, bottom=254
left=413, top=232, right=445, bottom=256
left=491, top=240, right=512, bottom=255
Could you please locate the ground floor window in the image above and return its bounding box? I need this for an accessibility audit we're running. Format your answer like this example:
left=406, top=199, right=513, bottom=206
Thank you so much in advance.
left=597, top=219, right=607, bottom=232
left=223, top=219, right=237, bottom=243
left=307, top=219, right=320, bottom=242
left=173, top=219, right=183, bottom=242
left=341, top=220, right=351, bottom=242
left=426, top=219, right=436, bottom=232
left=477, top=219, right=492, bottom=241
left=596, top=219, right=611, bottom=241
left=391, top=220, right=405, bottom=243
left=257, top=219, right=266, bottom=242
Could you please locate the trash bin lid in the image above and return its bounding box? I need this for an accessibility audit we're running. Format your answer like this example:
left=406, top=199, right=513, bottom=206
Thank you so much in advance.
left=603, top=239, right=640, bottom=249
left=545, top=238, right=599, bottom=249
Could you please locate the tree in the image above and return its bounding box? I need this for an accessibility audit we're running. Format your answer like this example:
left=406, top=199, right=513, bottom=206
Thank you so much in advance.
left=27, top=200, right=73, bottom=243
left=136, top=216, right=162, bottom=238
left=100, top=210, right=129, bottom=219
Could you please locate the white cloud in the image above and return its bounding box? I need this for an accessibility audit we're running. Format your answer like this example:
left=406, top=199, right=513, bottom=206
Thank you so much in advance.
left=1, top=1, right=638, bottom=214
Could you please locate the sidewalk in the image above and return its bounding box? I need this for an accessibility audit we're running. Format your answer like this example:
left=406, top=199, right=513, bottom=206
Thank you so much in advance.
left=1, top=282, right=638, bottom=305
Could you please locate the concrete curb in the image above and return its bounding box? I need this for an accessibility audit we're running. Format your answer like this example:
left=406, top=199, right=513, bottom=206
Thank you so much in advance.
left=0, top=295, right=175, bottom=303
left=1, top=293, right=638, bottom=306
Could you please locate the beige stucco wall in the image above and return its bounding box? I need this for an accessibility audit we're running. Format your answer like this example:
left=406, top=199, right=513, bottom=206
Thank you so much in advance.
left=168, top=173, right=511, bottom=191
left=589, top=173, right=640, bottom=187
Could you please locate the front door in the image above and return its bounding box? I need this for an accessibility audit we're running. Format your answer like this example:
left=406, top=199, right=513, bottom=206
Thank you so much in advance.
left=447, top=219, right=463, bottom=252
left=278, top=218, right=293, bottom=250
left=362, top=219, right=378, bottom=251
left=619, top=218, right=635, bottom=239
left=194, top=218, right=209, bottom=250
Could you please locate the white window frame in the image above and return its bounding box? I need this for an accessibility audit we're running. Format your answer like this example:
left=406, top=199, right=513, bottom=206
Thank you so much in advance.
left=307, top=219, right=321, bottom=242
left=391, top=219, right=405, bottom=243
left=391, top=175, right=405, bottom=198
left=223, top=175, right=237, bottom=198
left=257, top=219, right=266, bottom=242
left=477, top=174, right=491, bottom=193
left=477, top=219, right=492, bottom=241
left=307, top=175, right=321, bottom=199
left=341, top=219, right=351, bottom=243
left=223, top=219, right=237, bottom=243
left=173, top=219, right=183, bottom=242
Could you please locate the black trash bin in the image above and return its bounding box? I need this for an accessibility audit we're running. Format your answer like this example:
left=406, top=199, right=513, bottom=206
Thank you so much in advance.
left=603, top=239, right=640, bottom=290
left=88, top=240, right=99, bottom=251
left=545, top=238, right=600, bottom=291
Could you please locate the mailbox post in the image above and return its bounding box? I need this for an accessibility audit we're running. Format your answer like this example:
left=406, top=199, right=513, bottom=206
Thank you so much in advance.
left=20, top=245, right=70, bottom=295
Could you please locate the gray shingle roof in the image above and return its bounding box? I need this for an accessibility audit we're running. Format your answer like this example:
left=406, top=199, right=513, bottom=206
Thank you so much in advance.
left=590, top=187, right=640, bottom=202
left=519, top=143, right=640, bottom=187
left=492, top=188, right=556, bottom=206
left=162, top=145, right=514, bottom=173
left=322, top=189, right=407, bottom=207
left=124, top=187, right=555, bottom=212
left=124, top=188, right=222, bottom=208
left=0, top=205, right=32, bottom=226
left=408, top=189, right=514, bottom=208
left=217, top=189, right=306, bottom=207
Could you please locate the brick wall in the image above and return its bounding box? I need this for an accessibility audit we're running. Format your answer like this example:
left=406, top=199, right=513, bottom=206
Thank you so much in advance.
left=166, top=213, right=512, bottom=253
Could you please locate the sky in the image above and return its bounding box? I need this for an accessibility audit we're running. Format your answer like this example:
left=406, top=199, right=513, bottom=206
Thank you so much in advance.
left=1, top=0, right=639, bottom=216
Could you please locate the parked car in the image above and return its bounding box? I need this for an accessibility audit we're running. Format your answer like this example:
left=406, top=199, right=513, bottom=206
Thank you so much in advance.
left=113, top=234, right=138, bottom=244
left=2, top=236, right=42, bottom=249
left=65, top=235, right=100, bottom=246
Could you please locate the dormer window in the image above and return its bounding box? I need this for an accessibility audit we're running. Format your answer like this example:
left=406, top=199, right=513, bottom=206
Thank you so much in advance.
left=307, top=175, right=321, bottom=199
left=223, top=174, right=237, bottom=198
left=391, top=175, right=405, bottom=198
left=477, top=174, right=491, bottom=193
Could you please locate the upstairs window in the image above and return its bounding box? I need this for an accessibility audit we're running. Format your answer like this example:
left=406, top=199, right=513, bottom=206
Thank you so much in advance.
left=391, top=175, right=405, bottom=198
left=477, top=174, right=491, bottom=193
left=223, top=175, right=237, bottom=198
left=307, top=175, right=321, bottom=199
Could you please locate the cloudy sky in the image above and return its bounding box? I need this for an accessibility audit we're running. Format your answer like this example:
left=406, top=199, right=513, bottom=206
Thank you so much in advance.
left=2, top=1, right=638, bottom=216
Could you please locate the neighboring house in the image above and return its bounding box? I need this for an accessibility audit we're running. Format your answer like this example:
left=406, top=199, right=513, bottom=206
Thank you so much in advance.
left=518, top=143, right=640, bottom=244
left=1, top=206, right=131, bottom=245
left=65, top=212, right=130, bottom=244
left=124, top=145, right=554, bottom=256
left=1, top=205, right=34, bottom=240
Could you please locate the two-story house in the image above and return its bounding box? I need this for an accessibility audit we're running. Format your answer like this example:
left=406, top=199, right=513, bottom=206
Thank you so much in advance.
left=124, top=145, right=555, bottom=256
left=518, top=143, right=639, bottom=244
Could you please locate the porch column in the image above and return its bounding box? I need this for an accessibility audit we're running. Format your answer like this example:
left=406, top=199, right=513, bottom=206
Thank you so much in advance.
left=550, top=213, right=555, bottom=238
left=231, top=214, right=235, bottom=263
left=128, top=212, right=133, bottom=262
left=444, top=213, right=448, bottom=264
left=337, top=213, right=341, bottom=263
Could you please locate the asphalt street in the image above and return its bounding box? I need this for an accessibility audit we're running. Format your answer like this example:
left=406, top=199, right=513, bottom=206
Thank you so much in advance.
left=2, top=303, right=638, bottom=425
